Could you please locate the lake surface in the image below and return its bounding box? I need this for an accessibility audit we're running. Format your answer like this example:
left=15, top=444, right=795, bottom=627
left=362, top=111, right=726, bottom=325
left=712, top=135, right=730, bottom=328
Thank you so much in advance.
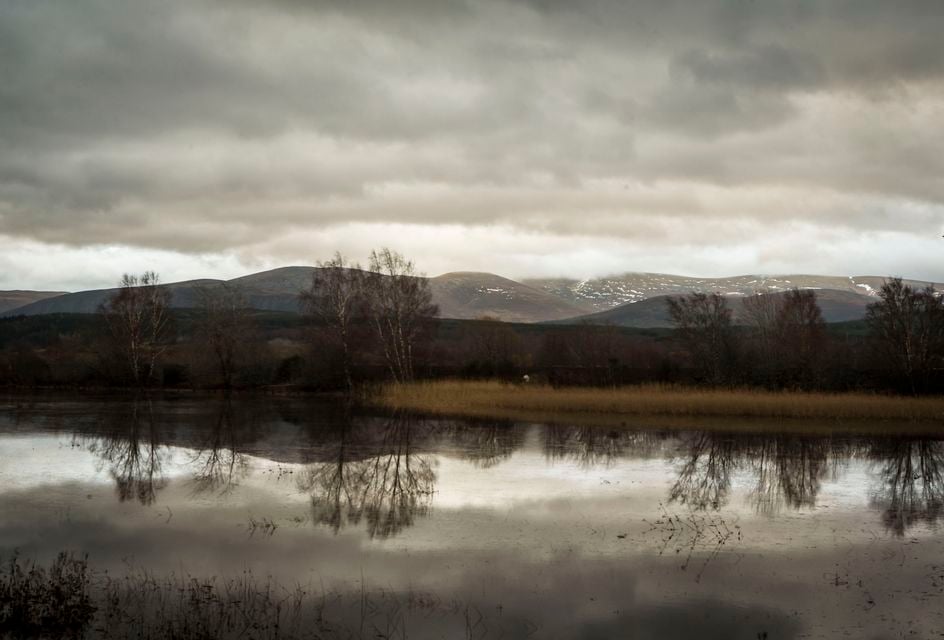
left=1, top=394, right=943, bottom=639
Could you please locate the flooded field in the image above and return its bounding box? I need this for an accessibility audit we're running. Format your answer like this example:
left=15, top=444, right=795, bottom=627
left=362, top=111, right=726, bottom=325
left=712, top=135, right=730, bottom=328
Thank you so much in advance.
left=1, top=393, right=943, bottom=639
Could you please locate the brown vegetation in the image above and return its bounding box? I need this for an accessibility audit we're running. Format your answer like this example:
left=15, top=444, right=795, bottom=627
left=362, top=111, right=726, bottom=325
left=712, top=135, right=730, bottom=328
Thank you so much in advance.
left=0, top=552, right=500, bottom=640
left=374, top=380, right=944, bottom=427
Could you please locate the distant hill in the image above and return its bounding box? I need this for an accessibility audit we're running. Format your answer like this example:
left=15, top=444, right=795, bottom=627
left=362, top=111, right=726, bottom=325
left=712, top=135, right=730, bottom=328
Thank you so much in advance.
left=0, top=279, right=225, bottom=316
left=524, top=273, right=942, bottom=312
left=552, top=289, right=875, bottom=327
left=4, top=268, right=936, bottom=325
left=0, top=290, right=69, bottom=314
left=429, top=272, right=588, bottom=322
left=1, top=268, right=587, bottom=323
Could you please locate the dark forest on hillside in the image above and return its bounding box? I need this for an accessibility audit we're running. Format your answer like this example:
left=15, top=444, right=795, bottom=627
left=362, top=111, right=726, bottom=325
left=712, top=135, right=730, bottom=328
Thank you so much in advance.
left=0, top=304, right=934, bottom=396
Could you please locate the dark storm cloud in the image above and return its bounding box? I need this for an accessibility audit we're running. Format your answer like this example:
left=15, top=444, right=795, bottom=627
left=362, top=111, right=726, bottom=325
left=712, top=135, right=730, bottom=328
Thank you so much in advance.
left=1, top=0, right=944, bottom=283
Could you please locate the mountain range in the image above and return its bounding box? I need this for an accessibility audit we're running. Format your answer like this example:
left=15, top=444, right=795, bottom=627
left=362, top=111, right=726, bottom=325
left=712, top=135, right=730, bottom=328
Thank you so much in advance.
left=2, top=268, right=940, bottom=327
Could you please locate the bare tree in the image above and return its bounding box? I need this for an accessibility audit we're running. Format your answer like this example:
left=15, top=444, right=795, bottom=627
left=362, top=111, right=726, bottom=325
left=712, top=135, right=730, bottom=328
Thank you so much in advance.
left=196, top=283, right=254, bottom=389
left=471, top=315, right=523, bottom=378
left=742, top=289, right=826, bottom=387
left=775, top=289, right=826, bottom=385
left=299, top=252, right=366, bottom=391
left=666, top=292, right=733, bottom=384
left=100, top=272, right=171, bottom=385
left=741, top=290, right=781, bottom=362
left=364, top=248, right=439, bottom=383
left=866, top=278, right=944, bottom=393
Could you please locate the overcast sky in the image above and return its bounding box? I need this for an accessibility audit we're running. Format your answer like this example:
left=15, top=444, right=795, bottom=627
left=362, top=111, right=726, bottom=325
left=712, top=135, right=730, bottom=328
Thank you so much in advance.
left=2, top=0, right=944, bottom=290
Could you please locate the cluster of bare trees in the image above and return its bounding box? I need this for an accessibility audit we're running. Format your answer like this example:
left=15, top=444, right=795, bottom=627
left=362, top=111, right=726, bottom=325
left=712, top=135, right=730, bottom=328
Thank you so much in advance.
left=300, top=248, right=438, bottom=390
left=667, top=279, right=944, bottom=392
left=98, top=273, right=259, bottom=388
left=741, top=288, right=827, bottom=387
left=93, top=248, right=437, bottom=390
left=866, top=278, right=944, bottom=393
left=666, top=293, right=734, bottom=384
left=665, top=288, right=832, bottom=386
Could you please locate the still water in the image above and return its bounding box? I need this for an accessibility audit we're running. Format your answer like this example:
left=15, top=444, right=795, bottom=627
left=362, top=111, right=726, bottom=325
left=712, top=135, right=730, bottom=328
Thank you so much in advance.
left=1, top=394, right=943, bottom=639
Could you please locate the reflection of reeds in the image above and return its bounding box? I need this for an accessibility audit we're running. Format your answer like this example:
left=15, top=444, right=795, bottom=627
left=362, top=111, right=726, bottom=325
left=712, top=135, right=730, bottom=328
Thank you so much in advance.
left=375, top=381, right=944, bottom=430
left=1, top=553, right=511, bottom=639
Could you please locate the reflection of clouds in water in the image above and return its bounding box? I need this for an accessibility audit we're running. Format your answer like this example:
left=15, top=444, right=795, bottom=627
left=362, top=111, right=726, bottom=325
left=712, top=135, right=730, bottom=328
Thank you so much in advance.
left=4, top=397, right=944, bottom=637
left=3, top=397, right=944, bottom=539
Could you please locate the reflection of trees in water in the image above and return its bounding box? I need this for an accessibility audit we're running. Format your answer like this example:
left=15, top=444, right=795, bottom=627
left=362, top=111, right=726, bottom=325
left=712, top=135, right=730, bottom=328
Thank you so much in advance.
left=869, top=439, right=944, bottom=536
left=448, top=419, right=525, bottom=469
left=299, top=414, right=436, bottom=539
left=86, top=398, right=166, bottom=505
left=544, top=426, right=660, bottom=469
left=747, top=438, right=839, bottom=516
left=73, top=395, right=944, bottom=539
left=669, top=431, right=944, bottom=536
left=189, top=398, right=250, bottom=496
left=670, top=433, right=847, bottom=514
left=299, top=416, right=370, bottom=534
left=85, top=397, right=255, bottom=504
left=669, top=434, right=737, bottom=510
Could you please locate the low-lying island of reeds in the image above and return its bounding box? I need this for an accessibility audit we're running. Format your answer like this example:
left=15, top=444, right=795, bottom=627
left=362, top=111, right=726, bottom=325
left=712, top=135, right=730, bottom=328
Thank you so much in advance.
left=372, top=380, right=944, bottom=431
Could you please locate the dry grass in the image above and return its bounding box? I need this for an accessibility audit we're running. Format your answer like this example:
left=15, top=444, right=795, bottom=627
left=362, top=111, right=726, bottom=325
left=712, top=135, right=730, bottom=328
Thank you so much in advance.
left=1, top=552, right=507, bottom=639
left=373, top=380, right=944, bottom=432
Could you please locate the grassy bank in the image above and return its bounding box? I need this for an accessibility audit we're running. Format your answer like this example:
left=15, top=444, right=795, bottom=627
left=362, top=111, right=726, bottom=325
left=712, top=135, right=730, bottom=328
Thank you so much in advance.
left=373, top=380, right=944, bottom=431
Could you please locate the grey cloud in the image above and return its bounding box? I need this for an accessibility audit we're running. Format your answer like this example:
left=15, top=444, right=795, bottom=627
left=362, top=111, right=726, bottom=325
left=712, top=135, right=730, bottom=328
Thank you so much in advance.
left=643, top=82, right=798, bottom=137
left=672, top=46, right=825, bottom=92
left=1, top=0, right=944, bottom=272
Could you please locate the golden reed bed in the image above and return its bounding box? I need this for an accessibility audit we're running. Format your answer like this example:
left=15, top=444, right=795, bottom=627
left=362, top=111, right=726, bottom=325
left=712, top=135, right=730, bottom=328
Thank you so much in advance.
left=372, top=380, right=944, bottom=433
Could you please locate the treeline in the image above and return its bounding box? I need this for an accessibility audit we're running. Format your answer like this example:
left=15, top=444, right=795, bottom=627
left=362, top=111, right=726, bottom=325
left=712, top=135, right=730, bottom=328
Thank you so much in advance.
left=664, top=281, right=944, bottom=394
left=1, top=251, right=943, bottom=394
left=0, top=249, right=441, bottom=391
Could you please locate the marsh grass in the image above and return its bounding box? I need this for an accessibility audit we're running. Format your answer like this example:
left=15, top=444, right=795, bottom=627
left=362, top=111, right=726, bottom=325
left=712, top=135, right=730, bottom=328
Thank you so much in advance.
left=0, top=552, right=95, bottom=638
left=373, top=381, right=944, bottom=432
left=1, top=553, right=504, bottom=639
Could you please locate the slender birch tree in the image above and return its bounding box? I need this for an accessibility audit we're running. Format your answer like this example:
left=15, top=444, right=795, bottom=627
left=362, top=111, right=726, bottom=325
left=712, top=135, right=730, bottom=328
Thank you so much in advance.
left=100, top=271, right=171, bottom=385
left=300, top=252, right=366, bottom=391
left=364, top=248, right=438, bottom=383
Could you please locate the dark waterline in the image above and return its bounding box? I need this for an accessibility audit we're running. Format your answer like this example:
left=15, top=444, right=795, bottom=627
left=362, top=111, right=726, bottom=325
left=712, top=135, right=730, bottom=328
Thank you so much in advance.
left=1, top=394, right=943, bottom=639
